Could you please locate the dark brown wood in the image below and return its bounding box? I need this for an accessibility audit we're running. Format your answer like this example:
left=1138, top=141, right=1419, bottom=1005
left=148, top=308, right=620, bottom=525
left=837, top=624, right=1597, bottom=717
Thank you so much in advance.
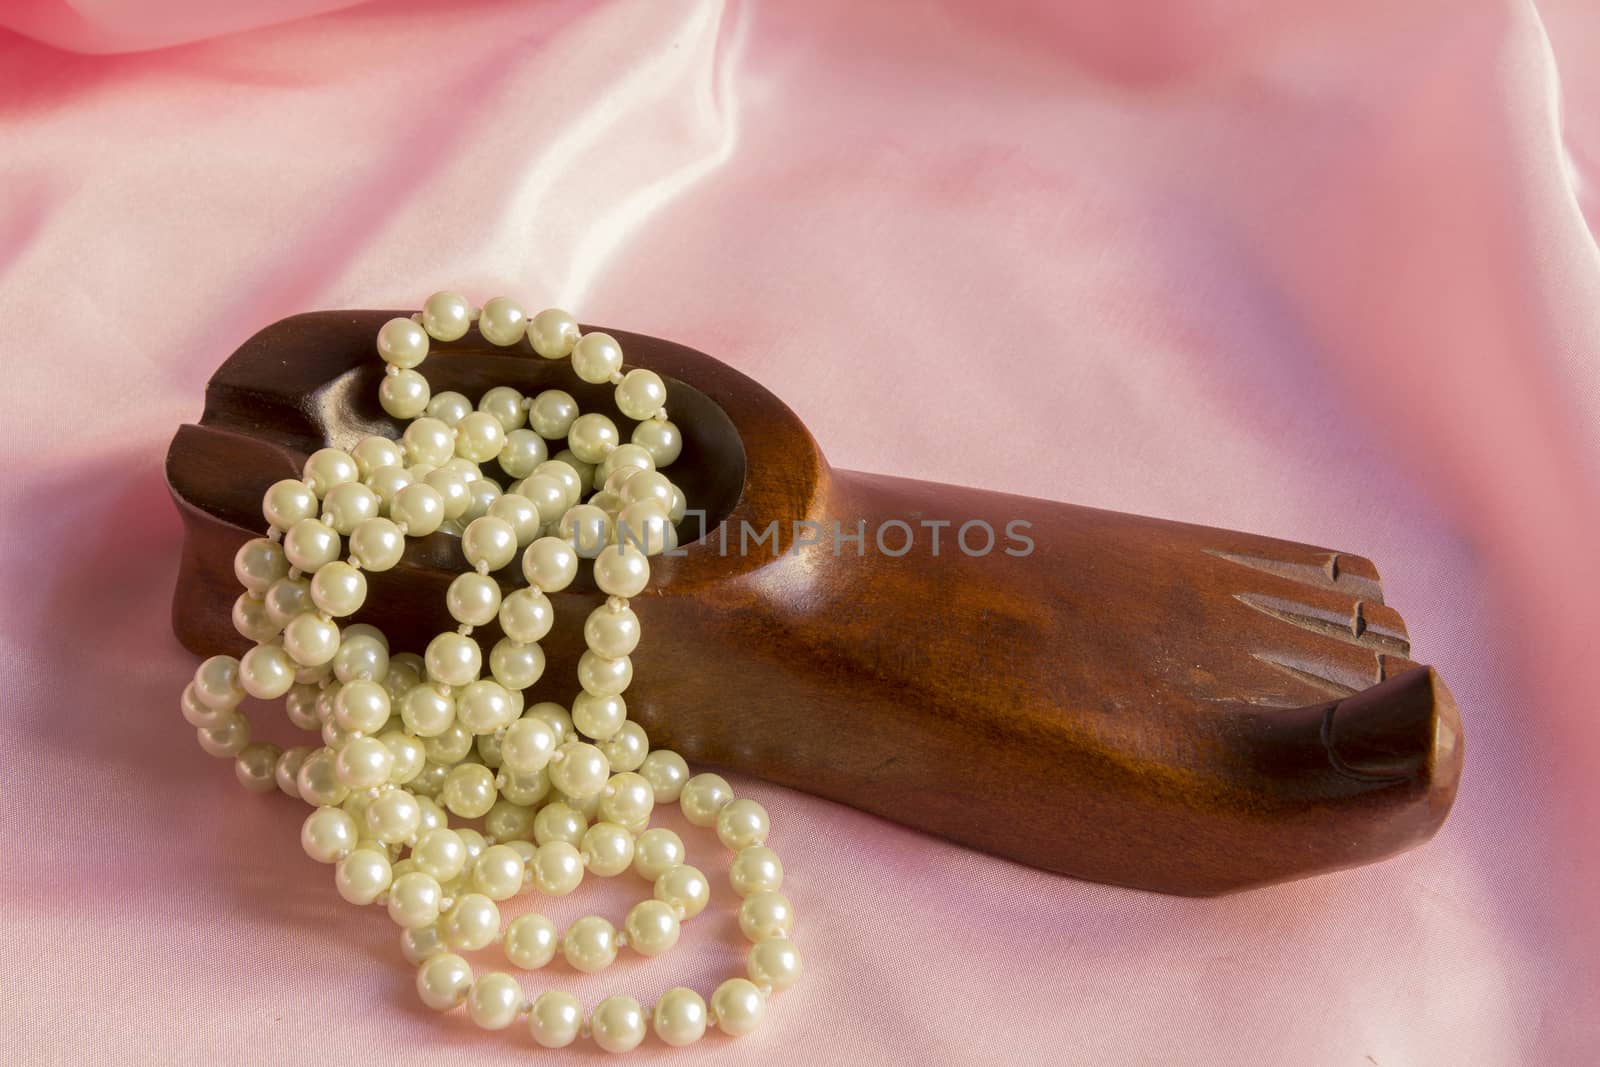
left=166, top=311, right=1463, bottom=896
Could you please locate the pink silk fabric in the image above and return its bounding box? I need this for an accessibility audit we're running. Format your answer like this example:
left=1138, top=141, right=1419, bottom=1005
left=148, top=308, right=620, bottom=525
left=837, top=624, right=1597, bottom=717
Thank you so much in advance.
left=2, top=0, right=1597, bottom=1062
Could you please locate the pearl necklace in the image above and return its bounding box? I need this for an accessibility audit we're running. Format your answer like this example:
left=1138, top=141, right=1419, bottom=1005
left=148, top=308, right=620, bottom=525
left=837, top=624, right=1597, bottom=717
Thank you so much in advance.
left=179, top=292, right=800, bottom=1051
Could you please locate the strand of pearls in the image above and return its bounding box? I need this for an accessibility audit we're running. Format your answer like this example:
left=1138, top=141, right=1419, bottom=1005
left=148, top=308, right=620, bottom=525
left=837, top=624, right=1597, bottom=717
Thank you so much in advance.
left=179, top=292, right=800, bottom=1052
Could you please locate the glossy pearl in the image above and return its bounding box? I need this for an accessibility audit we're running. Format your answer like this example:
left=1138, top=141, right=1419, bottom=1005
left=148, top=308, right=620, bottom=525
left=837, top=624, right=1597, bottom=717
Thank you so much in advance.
left=478, top=385, right=526, bottom=431
left=421, top=291, right=471, bottom=341
left=387, top=871, right=444, bottom=929
left=390, top=483, right=445, bottom=536
left=380, top=368, right=431, bottom=418
left=599, top=772, right=654, bottom=834
left=529, top=990, right=583, bottom=1048
left=654, top=864, right=710, bottom=919
left=738, top=891, right=794, bottom=941
left=653, top=987, right=708, bottom=1047
left=442, top=893, right=500, bottom=952
left=571, top=691, right=626, bottom=742
left=599, top=720, right=648, bottom=773
left=321, top=481, right=379, bottom=534
left=401, top=684, right=455, bottom=737
left=532, top=841, right=584, bottom=896
left=274, top=746, right=311, bottom=798
left=233, top=537, right=288, bottom=594
left=302, top=448, right=360, bottom=497
left=501, top=716, right=557, bottom=773
left=577, top=650, right=632, bottom=697
left=367, top=788, right=422, bottom=843
left=518, top=473, right=567, bottom=524
left=711, top=978, right=765, bottom=1036
left=402, top=417, right=455, bottom=467
left=401, top=925, right=445, bottom=966
left=473, top=844, right=526, bottom=901
left=487, top=491, right=541, bottom=544
left=424, top=631, right=481, bottom=688
left=456, top=680, right=515, bottom=734
left=335, top=735, right=395, bottom=790
left=263, top=479, right=318, bottom=530
left=466, top=972, right=524, bottom=1031
left=624, top=899, right=680, bottom=957
left=310, top=561, right=367, bottom=617
left=302, top=806, right=358, bottom=863
left=549, top=742, right=610, bottom=798
left=680, top=773, right=735, bottom=827
left=638, top=749, right=689, bottom=803
left=239, top=643, right=296, bottom=699
left=632, top=828, right=686, bottom=882
left=283, top=518, right=340, bottom=573
left=580, top=821, right=634, bottom=877
left=416, top=952, right=473, bottom=1011
left=729, top=845, right=785, bottom=896
left=521, top=536, right=577, bottom=592
left=441, top=762, right=497, bottom=818
left=593, top=543, right=649, bottom=597
left=571, top=331, right=624, bottom=384
left=631, top=417, right=682, bottom=466
left=527, top=308, right=579, bottom=359
left=335, top=848, right=392, bottom=905
left=748, top=939, right=800, bottom=998
left=412, top=828, right=467, bottom=882
left=429, top=393, right=473, bottom=425
left=567, top=412, right=619, bottom=464
left=615, top=368, right=667, bottom=420
left=504, top=912, right=559, bottom=970
left=378, top=316, right=429, bottom=368
left=478, top=296, right=527, bottom=346
left=561, top=914, right=617, bottom=973
left=527, top=389, right=579, bottom=439
left=591, top=995, right=646, bottom=1053
left=497, top=429, right=547, bottom=479
left=717, top=798, right=771, bottom=849
left=296, top=748, right=349, bottom=807
left=455, top=411, right=507, bottom=464
left=534, top=802, right=587, bottom=847
left=446, top=573, right=500, bottom=627
left=349, top=517, right=405, bottom=571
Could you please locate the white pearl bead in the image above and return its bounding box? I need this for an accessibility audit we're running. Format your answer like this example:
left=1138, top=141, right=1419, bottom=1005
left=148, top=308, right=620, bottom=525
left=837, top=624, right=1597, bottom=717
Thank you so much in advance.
left=428, top=390, right=474, bottom=426
left=679, top=773, right=735, bottom=826
left=497, top=588, right=554, bottom=645
left=402, top=417, right=454, bottom=467
left=401, top=924, right=446, bottom=966
left=264, top=576, right=312, bottom=628
left=555, top=503, right=609, bottom=559
left=539, top=460, right=588, bottom=509
left=310, top=561, right=367, bottom=617
left=571, top=691, right=626, bottom=742
left=529, top=990, right=583, bottom=1048
left=424, top=470, right=472, bottom=522
left=443, top=893, right=501, bottom=952
left=454, top=411, right=507, bottom=464
left=631, top=418, right=682, bottom=466
left=638, top=749, right=689, bottom=804
left=532, top=841, right=584, bottom=896
left=382, top=732, right=426, bottom=785
left=599, top=772, right=653, bottom=834
left=422, top=291, right=472, bottom=341
left=302, top=448, right=359, bottom=497
left=456, top=679, right=515, bottom=734
left=616, top=499, right=673, bottom=556
left=503, top=913, right=559, bottom=969
left=599, top=720, right=648, bottom=773
left=335, top=847, right=392, bottom=905
left=462, top=516, right=517, bottom=572
left=477, top=385, right=526, bottom=431
left=416, top=952, right=473, bottom=1011
left=567, top=412, right=619, bottom=464
left=582, top=605, right=640, bottom=661
left=533, top=802, right=587, bottom=847
left=335, top=735, right=394, bottom=790
left=442, top=762, right=497, bottom=818
left=320, top=482, right=379, bottom=535
left=380, top=368, right=431, bottom=418
left=233, top=537, right=289, bottom=594
left=527, top=389, right=579, bottom=439
left=387, top=871, right=443, bottom=929
left=425, top=631, right=481, bottom=687
left=730, top=846, right=784, bottom=896
left=748, top=937, right=802, bottom=992
left=654, top=864, right=710, bottom=919
left=570, top=331, right=624, bottom=384
left=424, top=722, right=474, bottom=764
left=239, top=643, right=296, bottom=699
left=462, top=478, right=501, bottom=524
left=333, top=630, right=389, bottom=683
left=497, top=430, right=547, bottom=480
left=378, top=317, right=429, bottom=368
left=275, top=745, right=311, bottom=798
left=738, top=891, right=794, bottom=941
left=526, top=308, right=580, bottom=359
left=549, top=742, right=610, bottom=798
left=296, top=748, right=349, bottom=807
left=624, top=898, right=680, bottom=957
left=521, top=536, right=577, bottom=592
left=333, top=679, right=390, bottom=733
left=615, top=368, right=667, bottom=420
left=352, top=435, right=405, bottom=477
left=390, top=483, right=445, bottom=537
left=283, top=518, right=340, bottom=573
left=593, top=543, right=650, bottom=598
left=717, top=798, right=770, bottom=849
left=413, top=828, right=467, bottom=882
left=561, top=915, right=617, bottom=973
left=193, top=655, right=244, bottom=710
left=500, top=716, right=557, bottom=774
left=473, top=844, right=527, bottom=901
left=527, top=702, right=573, bottom=748
left=487, top=493, right=541, bottom=546
left=579, top=822, right=634, bottom=877
left=367, top=788, right=422, bottom=843
left=262, top=479, right=318, bottom=530
left=478, top=296, right=527, bottom=346
left=632, top=827, right=686, bottom=882
left=653, top=987, right=707, bottom=1047
left=446, top=573, right=501, bottom=627
left=711, top=978, right=765, bottom=1036
left=301, top=806, right=358, bottom=863
left=591, top=994, right=646, bottom=1053
left=232, top=593, right=278, bottom=644
left=284, top=611, right=341, bottom=667
left=349, top=517, right=405, bottom=571
left=181, top=683, right=230, bottom=730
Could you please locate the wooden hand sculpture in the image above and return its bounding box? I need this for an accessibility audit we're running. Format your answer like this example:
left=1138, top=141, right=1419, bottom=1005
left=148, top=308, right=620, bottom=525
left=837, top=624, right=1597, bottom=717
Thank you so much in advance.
left=167, top=312, right=1463, bottom=895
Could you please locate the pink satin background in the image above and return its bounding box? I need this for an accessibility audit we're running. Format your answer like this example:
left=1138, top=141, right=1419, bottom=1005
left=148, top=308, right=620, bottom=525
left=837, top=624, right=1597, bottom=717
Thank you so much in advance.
left=2, top=0, right=1597, bottom=1063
